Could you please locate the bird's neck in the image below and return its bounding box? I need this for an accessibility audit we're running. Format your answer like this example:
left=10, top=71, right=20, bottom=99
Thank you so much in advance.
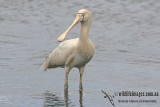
left=79, top=21, right=91, bottom=42
left=77, top=20, right=95, bottom=58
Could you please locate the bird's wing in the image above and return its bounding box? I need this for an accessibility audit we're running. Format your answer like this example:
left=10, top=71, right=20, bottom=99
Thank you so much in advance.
left=41, top=38, right=79, bottom=71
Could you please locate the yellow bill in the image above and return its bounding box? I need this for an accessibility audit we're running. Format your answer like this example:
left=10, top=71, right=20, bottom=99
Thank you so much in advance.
left=57, top=14, right=82, bottom=42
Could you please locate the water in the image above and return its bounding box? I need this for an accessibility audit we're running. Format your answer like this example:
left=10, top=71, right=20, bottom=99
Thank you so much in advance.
left=0, top=0, right=160, bottom=106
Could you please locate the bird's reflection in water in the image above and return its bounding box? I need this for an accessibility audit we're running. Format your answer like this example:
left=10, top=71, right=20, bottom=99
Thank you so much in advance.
left=64, top=90, right=69, bottom=107
left=64, top=90, right=84, bottom=107
left=79, top=91, right=84, bottom=107
left=43, top=90, right=84, bottom=107
left=43, top=91, right=65, bottom=107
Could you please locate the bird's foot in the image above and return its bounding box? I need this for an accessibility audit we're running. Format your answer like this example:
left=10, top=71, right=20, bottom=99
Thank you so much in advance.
left=79, top=88, right=83, bottom=92
left=79, top=85, right=83, bottom=92
left=64, top=84, right=68, bottom=91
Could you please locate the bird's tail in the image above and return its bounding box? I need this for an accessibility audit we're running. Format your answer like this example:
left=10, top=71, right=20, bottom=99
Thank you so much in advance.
left=41, top=57, right=49, bottom=71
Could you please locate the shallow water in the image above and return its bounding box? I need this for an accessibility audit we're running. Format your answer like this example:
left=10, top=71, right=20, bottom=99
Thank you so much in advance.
left=0, top=0, right=160, bottom=106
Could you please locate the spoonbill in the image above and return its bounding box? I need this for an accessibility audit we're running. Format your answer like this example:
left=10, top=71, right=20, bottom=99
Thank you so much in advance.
left=41, top=9, right=95, bottom=91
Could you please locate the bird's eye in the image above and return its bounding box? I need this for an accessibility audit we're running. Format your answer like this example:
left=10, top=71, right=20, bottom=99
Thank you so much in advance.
left=77, top=13, right=84, bottom=21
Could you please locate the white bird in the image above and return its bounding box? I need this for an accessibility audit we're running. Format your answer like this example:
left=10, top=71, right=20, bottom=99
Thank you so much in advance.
left=41, top=9, right=95, bottom=91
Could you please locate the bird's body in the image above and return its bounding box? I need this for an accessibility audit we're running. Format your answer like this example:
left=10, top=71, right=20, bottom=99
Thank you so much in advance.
left=42, top=38, right=94, bottom=70
left=41, top=9, right=95, bottom=91
left=42, top=38, right=79, bottom=70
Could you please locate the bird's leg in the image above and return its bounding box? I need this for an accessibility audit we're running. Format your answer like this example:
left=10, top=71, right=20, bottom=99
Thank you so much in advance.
left=64, top=66, right=71, bottom=91
left=79, top=66, right=85, bottom=91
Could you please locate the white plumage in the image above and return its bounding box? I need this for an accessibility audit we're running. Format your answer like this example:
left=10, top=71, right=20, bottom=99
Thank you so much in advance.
left=41, top=9, right=95, bottom=91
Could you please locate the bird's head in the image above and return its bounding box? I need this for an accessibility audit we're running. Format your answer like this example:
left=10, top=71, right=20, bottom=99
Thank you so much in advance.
left=57, top=9, right=92, bottom=42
